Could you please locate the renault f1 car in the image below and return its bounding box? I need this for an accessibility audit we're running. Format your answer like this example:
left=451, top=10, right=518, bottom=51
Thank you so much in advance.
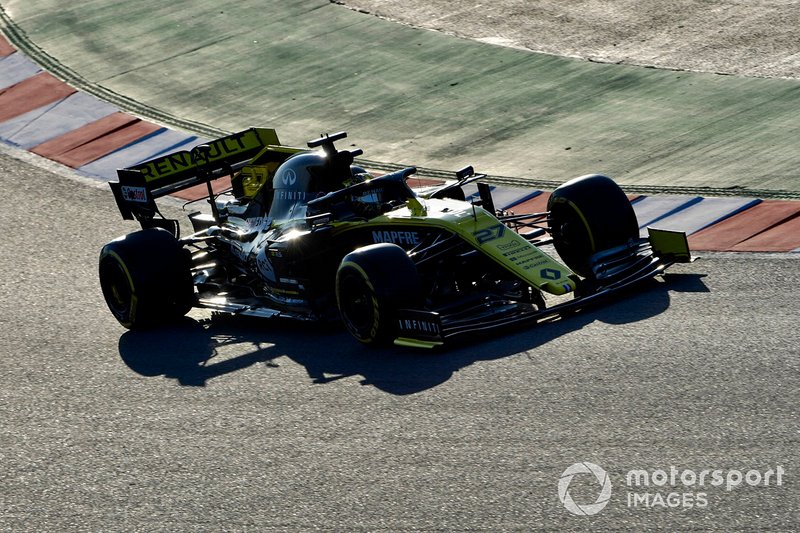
left=99, top=128, right=692, bottom=347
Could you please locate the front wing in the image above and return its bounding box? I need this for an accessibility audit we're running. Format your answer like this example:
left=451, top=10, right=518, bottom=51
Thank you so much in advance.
left=393, top=228, right=693, bottom=348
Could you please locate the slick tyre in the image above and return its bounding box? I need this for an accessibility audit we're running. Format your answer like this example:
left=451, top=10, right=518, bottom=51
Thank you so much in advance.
left=548, top=174, right=639, bottom=278
left=98, top=228, right=193, bottom=329
left=336, top=243, right=422, bottom=346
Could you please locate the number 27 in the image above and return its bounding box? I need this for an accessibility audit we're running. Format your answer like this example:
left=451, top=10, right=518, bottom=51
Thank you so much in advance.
left=474, top=223, right=506, bottom=244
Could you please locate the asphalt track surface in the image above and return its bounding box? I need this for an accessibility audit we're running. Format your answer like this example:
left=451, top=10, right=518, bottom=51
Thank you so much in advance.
left=1, top=1, right=799, bottom=531
left=1, top=146, right=798, bottom=531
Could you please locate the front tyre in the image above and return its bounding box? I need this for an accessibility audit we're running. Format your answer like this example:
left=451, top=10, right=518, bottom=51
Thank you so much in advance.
left=336, top=243, right=421, bottom=345
left=98, top=228, right=193, bottom=329
left=548, top=174, right=639, bottom=278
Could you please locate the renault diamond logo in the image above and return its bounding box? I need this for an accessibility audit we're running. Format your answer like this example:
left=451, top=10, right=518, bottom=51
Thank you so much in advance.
left=540, top=268, right=562, bottom=280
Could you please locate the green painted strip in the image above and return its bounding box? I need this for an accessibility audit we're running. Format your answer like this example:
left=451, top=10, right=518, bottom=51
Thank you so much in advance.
left=2, top=0, right=799, bottom=198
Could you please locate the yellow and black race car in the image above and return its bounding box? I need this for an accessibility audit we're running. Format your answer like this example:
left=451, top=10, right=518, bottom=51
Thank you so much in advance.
left=99, top=129, right=692, bottom=347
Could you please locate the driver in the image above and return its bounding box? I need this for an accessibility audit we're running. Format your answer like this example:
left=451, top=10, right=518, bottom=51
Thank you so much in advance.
left=267, top=150, right=369, bottom=221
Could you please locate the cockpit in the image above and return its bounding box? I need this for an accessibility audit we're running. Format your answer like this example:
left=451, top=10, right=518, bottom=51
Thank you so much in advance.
left=226, top=131, right=417, bottom=225
left=266, top=150, right=366, bottom=221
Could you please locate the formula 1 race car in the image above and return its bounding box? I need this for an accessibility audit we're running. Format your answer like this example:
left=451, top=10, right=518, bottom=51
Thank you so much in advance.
left=99, top=128, right=692, bottom=347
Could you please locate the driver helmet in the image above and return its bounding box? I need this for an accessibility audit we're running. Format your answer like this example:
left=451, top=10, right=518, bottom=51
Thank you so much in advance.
left=268, top=151, right=366, bottom=219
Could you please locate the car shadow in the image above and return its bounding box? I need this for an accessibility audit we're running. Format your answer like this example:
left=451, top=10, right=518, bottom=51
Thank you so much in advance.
left=118, top=273, right=708, bottom=395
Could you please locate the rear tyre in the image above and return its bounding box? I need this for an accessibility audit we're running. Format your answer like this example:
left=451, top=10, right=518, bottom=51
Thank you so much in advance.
left=98, top=228, right=194, bottom=329
left=548, top=174, right=639, bottom=278
left=336, top=243, right=422, bottom=345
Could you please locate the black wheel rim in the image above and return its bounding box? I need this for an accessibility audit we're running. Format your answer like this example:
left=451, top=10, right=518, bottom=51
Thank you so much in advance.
left=339, top=272, right=375, bottom=335
left=100, top=257, right=133, bottom=317
left=552, top=204, right=592, bottom=272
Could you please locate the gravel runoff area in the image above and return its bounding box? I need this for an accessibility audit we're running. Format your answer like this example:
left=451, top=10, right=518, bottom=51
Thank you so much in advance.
left=337, top=0, right=800, bottom=79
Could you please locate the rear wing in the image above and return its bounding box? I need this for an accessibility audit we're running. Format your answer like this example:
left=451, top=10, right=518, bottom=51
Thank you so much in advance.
left=109, top=127, right=285, bottom=222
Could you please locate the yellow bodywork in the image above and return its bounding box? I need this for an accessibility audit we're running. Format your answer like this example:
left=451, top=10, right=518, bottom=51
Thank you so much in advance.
left=647, top=227, right=693, bottom=263
left=333, top=197, right=577, bottom=296
left=236, top=144, right=302, bottom=199
left=132, top=128, right=281, bottom=184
